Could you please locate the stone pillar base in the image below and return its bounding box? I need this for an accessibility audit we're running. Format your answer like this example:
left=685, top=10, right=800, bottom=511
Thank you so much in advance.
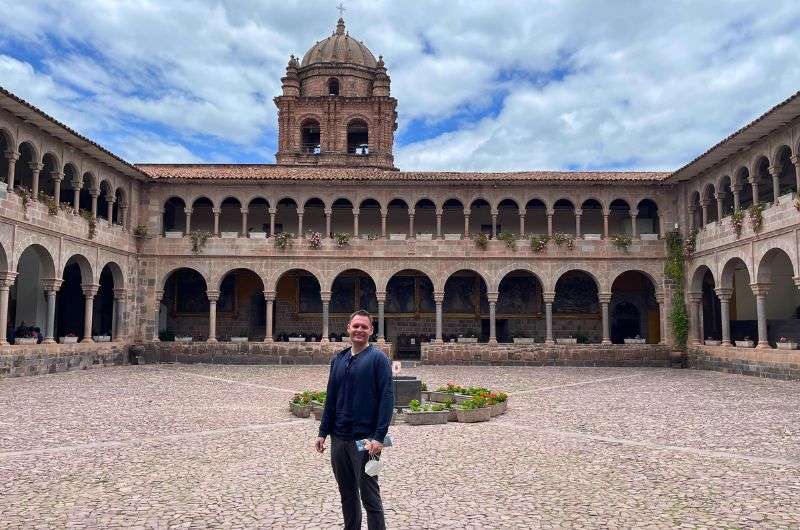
left=488, top=339, right=498, bottom=346
left=42, top=338, right=56, bottom=344
left=80, top=338, right=94, bottom=344
left=207, top=338, right=217, bottom=343
left=756, top=342, right=771, bottom=349
left=601, top=339, right=612, bottom=345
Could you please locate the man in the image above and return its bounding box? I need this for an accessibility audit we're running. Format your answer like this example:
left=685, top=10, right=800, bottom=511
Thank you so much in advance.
left=315, top=310, right=393, bottom=530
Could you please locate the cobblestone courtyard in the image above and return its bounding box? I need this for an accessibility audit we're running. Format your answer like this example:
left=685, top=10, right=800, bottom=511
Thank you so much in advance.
left=2, top=364, right=799, bottom=529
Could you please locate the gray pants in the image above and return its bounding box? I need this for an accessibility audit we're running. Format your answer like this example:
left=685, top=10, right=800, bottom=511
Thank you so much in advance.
left=330, top=435, right=385, bottom=530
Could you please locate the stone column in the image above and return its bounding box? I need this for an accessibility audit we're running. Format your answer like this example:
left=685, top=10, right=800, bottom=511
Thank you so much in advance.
left=0, top=272, right=17, bottom=345
left=408, top=209, right=415, bottom=238
left=269, top=208, right=276, bottom=237
left=106, top=196, right=115, bottom=226
left=81, top=284, right=99, bottom=342
left=731, top=184, right=741, bottom=212
left=574, top=209, right=582, bottom=239
left=436, top=209, right=443, bottom=239
left=119, top=203, right=128, bottom=229
left=715, top=287, right=733, bottom=346
left=154, top=290, right=163, bottom=342
left=90, top=190, right=99, bottom=219
left=519, top=213, right=525, bottom=237
left=41, top=278, right=62, bottom=343
left=655, top=292, right=667, bottom=345
left=352, top=208, right=360, bottom=238
left=321, top=291, right=331, bottom=342
left=264, top=291, right=275, bottom=342
left=297, top=208, right=305, bottom=238
left=463, top=209, right=470, bottom=237
left=434, top=292, right=444, bottom=343
left=749, top=178, right=760, bottom=206
left=715, top=192, right=726, bottom=220
left=52, top=171, right=63, bottom=208
left=547, top=209, right=554, bottom=237
left=241, top=208, right=249, bottom=236
left=791, top=155, right=800, bottom=196
left=4, top=151, right=18, bottom=191
left=700, top=199, right=708, bottom=227
left=603, top=213, right=609, bottom=239
left=29, top=162, right=42, bottom=197
left=751, top=283, right=771, bottom=348
left=599, top=293, right=611, bottom=344
left=544, top=292, right=555, bottom=344
left=207, top=290, right=219, bottom=342
left=491, top=211, right=498, bottom=239
left=768, top=165, right=781, bottom=204
left=113, top=288, right=127, bottom=341
left=488, top=292, right=498, bottom=345
left=381, top=211, right=387, bottom=238
left=212, top=208, right=220, bottom=236
left=687, top=293, right=702, bottom=345
left=376, top=291, right=386, bottom=342
left=688, top=207, right=696, bottom=232
left=324, top=208, right=332, bottom=237
left=631, top=208, right=639, bottom=238
left=72, top=178, right=81, bottom=211
left=185, top=208, right=193, bottom=234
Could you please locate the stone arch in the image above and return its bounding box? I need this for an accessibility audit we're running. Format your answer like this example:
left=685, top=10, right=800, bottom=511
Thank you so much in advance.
left=756, top=246, right=798, bottom=285
left=0, top=240, right=8, bottom=273
left=609, top=268, right=660, bottom=294
left=491, top=264, right=545, bottom=293
left=62, top=253, right=93, bottom=285
left=159, top=265, right=210, bottom=292
left=690, top=264, right=715, bottom=293
left=379, top=263, right=440, bottom=293
left=720, top=256, right=750, bottom=290
left=323, top=265, right=378, bottom=293
left=442, top=267, right=491, bottom=294
left=15, top=243, right=56, bottom=278
left=268, top=264, right=323, bottom=293
left=97, top=260, right=125, bottom=289
left=548, top=265, right=603, bottom=293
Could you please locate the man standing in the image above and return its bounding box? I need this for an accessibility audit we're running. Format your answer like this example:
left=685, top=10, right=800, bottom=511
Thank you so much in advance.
left=315, top=310, right=393, bottom=530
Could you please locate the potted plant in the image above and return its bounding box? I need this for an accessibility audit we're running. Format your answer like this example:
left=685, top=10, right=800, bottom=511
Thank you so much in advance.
left=416, top=232, right=433, bottom=240
left=92, top=334, right=111, bottom=342
left=230, top=330, right=249, bottom=343
left=748, top=202, right=765, bottom=233
left=273, top=232, right=294, bottom=250
left=734, top=336, right=754, bottom=348
left=454, top=396, right=492, bottom=423
left=443, top=233, right=461, bottom=240
left=289, top=391, right=313, bottom=418
left=776, top=336, right=798, bottom=350
left=164, top=230, right=184, bottom=238
left=551, top=232, right=575, bottom=250
left=307, top=231, right=323, bottom=249
left=175, top=335, right=193, bottom=343
left=310, top=391, right=326, bottom=420
left=59, top=332, right=78, bottom=344
left=610, top=234, right=633, bottom=251
left=189, top=230, right=211, bottom=254
left=288, top=332, right=306, bottom=342
left=497, top=231, right=517, bottom=250
left=457, top=332, right=478, bottom=343
left=15, top=326, right=38, bottom=345
left=730, top=209, right=745, bottom=238
left=478, top=392, right=509, bottom=417
left=249, top=229, right=267, bottom=239
left=704, top=337, right=721, bottom=346
left=623, top=335, right=646, bottom=344
left=389, top=233, right=407, bottom=240
left=365, top=232, right=379, bottom=241
left=404, top=400, right=450, bottom=426
left=133, top=224, right=148, bottom=240
left=529, top=235, right=549, bottom=252
left=473, top=232, right=489, bottom=250
left=334, top=232, right=351, bottom=248
left=556, top=336, right=578, bottom=344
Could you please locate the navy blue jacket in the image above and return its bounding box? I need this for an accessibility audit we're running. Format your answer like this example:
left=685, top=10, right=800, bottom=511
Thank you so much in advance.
left=318, top=344, right=393, bottom=442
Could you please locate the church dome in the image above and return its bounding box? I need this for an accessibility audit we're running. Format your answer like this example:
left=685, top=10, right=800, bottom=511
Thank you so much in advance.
left=301, top=18, right=378, bottom=69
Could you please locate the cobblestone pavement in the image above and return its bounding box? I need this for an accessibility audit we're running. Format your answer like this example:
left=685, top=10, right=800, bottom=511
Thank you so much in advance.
left=2, top=364, right=799, bottom=529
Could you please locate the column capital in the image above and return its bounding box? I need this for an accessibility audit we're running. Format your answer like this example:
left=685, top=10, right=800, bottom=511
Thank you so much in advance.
left=487, top=292, right=499, bottom=304
left=490, top=209, right=498, bottom=217
left=0, top=271, right=17, bottom=288
left=768, top=164, right=782, bottom=178
left=89, top=189, right=100, bottom=198
left=598, top=292, right=612, bottom=304
left=434, top=291, right=445, bottom=303
left=105, top=195, right=116, bottom=204
left=794, top=276, right=800, bottom=290
left=51, top=170, right=64, bottom=181
left=655, top=292, right=665, bottom=304
left=543, top=291, right=556, bottom=303
left=113, top=288, right=128, bottom=299
left=749, top=283, right=771, bottom=297
left=41, top=278, right=63, bottom=292
left=212, top=208, right=221, bottom=215
left=323, top=208, right=332, bottom=216
left=699, top=199, right=709, bottom=208
left=436, top=208, right=443, bottom=216
left=714, top=287, right=733, bottom=300
left=263, top=290, right=276, bottom=301
left=206, top=289, right=220, bottom=302
left=714, top=191, right=727, bottom=201
left=546, top=209, right=555, bottom=216
left=463, top=209, right=471, bottom=217
left=185, top=208, right=193, bottom=215
left=28, top=161, right=43, bottom=172
left=687, top=292, right=703, bottom=304
left=320, top=290, right=331, bottom=303
left=268, top=207, right=277, bottom=215
left=376, top=290, right=386, bottom=302
left=518, top=211, right=526, bottom=218
left=730, top=183, right=742, bottom=192
left=790, top=154, right=800, bottom=167
left=574, top=209, right=583, bottom=217
left=81, top=283, right=100, bottom=297
left=3, top=150, right=19, bottom=161
left=240, top=208, right=249, bottom=215
left=351, top=208, right=360, bottom=215
left=155, top=289, right=164, bottom=302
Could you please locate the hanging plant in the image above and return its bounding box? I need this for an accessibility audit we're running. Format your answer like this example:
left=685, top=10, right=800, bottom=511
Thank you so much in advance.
left=730, top=209, right=745, bottom=238
left=794, top=197, right=800, bottom=212
left=14, top=186, right=32, bottom=212
left=59, top=202, right=75, bottom=215
left=682, top=228, right=697, bottom=257
left=551, top=232, right=575, bottom=250
left=529, top=235, right=549, bottom=252
left=307, top=231, right=323, bottom=249
left=664, top=229, right=688, bottom=347
left=80, top=209, right=97, bottom=239
left=497, top=231, right=517, bottom=250
left=37, top=191, right=58, bottom=216
left=189, top=230, right=211, bottom=254
left=473, top=232, right=489, bottom=250
left=747, top=202, right=765, bottom=233
left=610, top=234, right=632, bottom=251
left=133, top=224, right=148, bottom=239
left=334, top=232, right=351, bottom=248
left=366, top=232, right=379, bottom=241
left=274, top=232, right=294, bottom=250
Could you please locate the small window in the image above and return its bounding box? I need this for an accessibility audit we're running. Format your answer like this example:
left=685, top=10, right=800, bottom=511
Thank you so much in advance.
left=328, top=78, right=340, bottom=96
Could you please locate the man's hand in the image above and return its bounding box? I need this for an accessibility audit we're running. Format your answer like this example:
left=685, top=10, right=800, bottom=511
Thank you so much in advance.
left=366, top=440, right=383, bottom=455
left=315, top=436, right=326, bottom=453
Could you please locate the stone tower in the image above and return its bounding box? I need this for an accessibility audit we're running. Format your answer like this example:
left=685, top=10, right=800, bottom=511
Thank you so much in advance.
left=274, top=18, right=398, bottom=169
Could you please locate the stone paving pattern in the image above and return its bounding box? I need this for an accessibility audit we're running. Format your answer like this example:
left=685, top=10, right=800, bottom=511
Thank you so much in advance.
left=2, top=364, right=799, bottom=528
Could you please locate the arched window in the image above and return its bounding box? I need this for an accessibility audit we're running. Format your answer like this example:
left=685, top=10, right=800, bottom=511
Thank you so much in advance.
left=328, top=78, right=340, bottom=96
left=347, top=119, right=369, bottom=155
left=301, top=120, right=320, bottom=155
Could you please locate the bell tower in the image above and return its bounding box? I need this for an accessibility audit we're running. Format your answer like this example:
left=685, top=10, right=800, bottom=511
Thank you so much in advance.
left=274, top=18, right=397, bottom=169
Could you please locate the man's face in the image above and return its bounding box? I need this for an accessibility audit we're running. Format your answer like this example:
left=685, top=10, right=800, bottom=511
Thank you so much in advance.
left=347, top=315, right=373, bottom=345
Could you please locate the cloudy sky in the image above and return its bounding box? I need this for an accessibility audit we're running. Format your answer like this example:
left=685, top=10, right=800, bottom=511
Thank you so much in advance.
left=1, top=1, right=799, bottom=171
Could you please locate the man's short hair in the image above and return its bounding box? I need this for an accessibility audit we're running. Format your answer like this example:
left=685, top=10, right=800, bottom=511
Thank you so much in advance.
left=349, top=309, right=373, bottom=324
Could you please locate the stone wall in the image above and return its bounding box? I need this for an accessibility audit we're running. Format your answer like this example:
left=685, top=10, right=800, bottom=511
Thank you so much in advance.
left=688, top=345, right=800, bottom=380
left=133, top=340, right=393, bottom=366
left=0, top=342, right=129, bottom=378
left=422, top=342, right=671, bottom=366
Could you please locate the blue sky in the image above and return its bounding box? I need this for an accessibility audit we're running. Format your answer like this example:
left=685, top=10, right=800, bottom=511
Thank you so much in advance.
left=0, top=1, right=799, bottom=171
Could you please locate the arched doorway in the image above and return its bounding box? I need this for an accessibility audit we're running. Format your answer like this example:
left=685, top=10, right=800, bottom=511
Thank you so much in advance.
left=385, top=269, right=435, bottom=357
left=330, top=269, right=378, bottom=341
left=553, top=270, right=600, bottom=343
left=497, top=270, right=544, bottom=342
left=160, top=268, right=209, bottom=341
left=610, top=271, right=660, bottom=344
left=216, top=269, right=265, bottom=341
left=757, top=249, right=800, bottom=346
left=274, top=269, right=321, bottom=341
left=9, top=245, right=55, bottom=342
left=56, top=255, right=93, bottom=341
left=443, top=270, right=489, bottom=342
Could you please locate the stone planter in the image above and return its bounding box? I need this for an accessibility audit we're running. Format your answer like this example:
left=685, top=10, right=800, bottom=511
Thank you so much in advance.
left=513, top=337, right=535, bottom=344
left=624, top=338, right=646, bottom=344
left=457, top=337, right=478, bottom=343
left=446, top=409, right=458, bottom=422
left=640, top=233, right=659, bottom=240
left=404, top=410, right=450, bottom=426
left=175, top=336, right=192, bottom=343
left=248, top=231, right=267, bottom=239
left=15, top=337, right=37, bottom=345
left=428, top=391, right=458, bottom=403
left=288, top=337, right=306, bottom=342
left=556, top=338, right=578, bottom=344
left=490, top=401, right=508, bottom=417
left=735, top=340, right=754, bottom=348
left=310, top=402, right=325, bottom=420
left=416, top=233, right=433, bottom=240
left=220, top=231, right=239, bottom=239
left=59, top=336, right=78, bottom=344
left=776, top=342, right=798, bottom=350
left=289, top=402, right=311, bottom=418
left=444, top=233, right=461, bottom=240
left=704, top=340, right=721, bottom=346
left=230, top=337, right=249, bottom=343
left=92, top=335, right=111, bottom=342
left=389, top=233, right=407, bottom=240
left=455, top=407, right=492, bottom=423
left=164, top=231, right=184, bottom=239
left=583, top=233, right=602, bottom=240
